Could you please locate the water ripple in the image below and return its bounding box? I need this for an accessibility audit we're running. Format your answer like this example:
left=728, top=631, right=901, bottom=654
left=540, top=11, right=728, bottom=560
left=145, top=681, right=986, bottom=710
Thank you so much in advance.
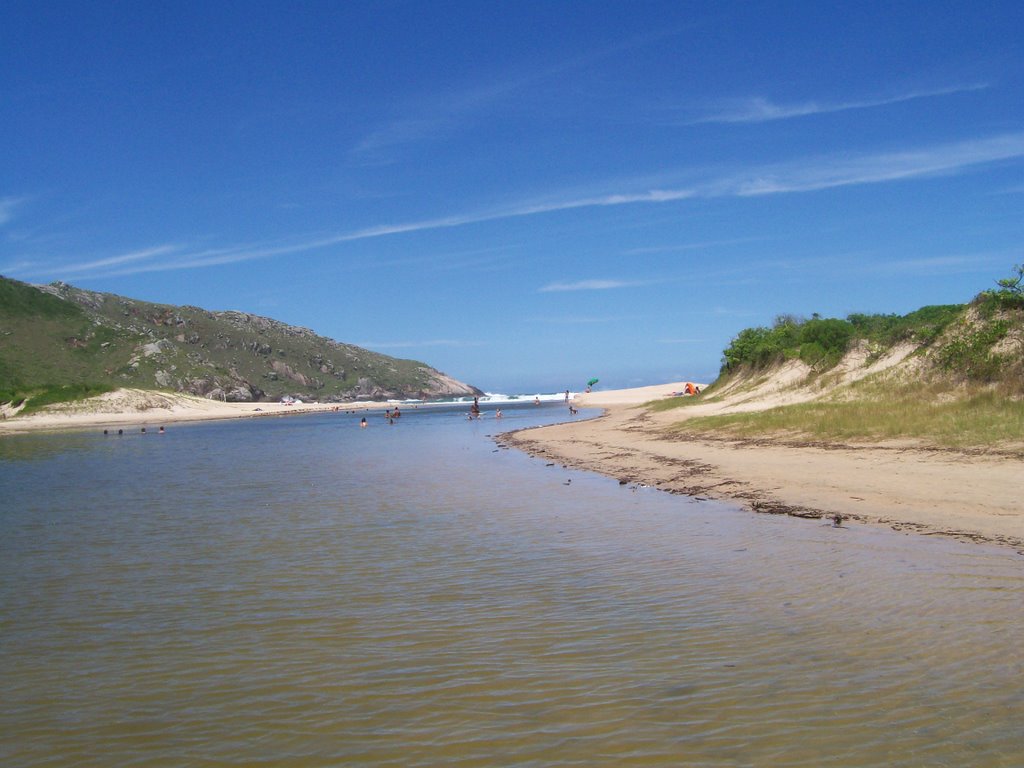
left=2, top=408, right=1022, bottom=766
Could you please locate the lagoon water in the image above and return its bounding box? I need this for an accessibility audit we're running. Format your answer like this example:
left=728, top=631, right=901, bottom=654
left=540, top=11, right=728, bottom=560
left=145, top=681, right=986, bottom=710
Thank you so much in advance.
left=1, top=403, right=1022, bottom=767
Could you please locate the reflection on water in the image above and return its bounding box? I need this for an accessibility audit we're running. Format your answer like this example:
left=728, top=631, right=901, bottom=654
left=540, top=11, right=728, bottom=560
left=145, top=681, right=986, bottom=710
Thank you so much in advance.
left=1, top=404, right=1022, bottom=766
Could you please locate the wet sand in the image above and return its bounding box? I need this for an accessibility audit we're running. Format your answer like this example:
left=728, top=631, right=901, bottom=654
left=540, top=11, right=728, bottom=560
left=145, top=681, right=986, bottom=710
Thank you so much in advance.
left=507, top=382, right=1024, bottom=552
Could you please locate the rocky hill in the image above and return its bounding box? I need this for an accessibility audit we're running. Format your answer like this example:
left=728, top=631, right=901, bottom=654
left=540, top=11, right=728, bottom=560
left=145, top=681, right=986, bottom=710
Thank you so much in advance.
left=0, top=276, right=481, bottom=405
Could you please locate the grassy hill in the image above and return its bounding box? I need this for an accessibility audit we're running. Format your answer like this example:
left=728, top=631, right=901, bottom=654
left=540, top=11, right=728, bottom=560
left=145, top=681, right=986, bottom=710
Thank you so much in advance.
left=0, top=277, right=480, bottom=410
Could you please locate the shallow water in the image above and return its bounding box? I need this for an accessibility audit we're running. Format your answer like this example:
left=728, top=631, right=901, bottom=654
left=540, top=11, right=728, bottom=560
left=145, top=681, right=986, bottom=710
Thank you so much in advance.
left=1, top=404, right=1022, bottom=766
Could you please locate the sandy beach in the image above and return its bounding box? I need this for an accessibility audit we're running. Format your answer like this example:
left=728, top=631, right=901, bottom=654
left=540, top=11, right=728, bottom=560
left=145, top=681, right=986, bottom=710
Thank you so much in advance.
left=508, top=382, right=1024, bottom=552
left=0, top=388, right=400, bottom=435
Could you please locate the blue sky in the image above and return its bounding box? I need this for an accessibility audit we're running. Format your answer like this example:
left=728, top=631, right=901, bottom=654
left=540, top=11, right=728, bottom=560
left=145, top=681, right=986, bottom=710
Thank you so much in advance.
left=2, top=1, right=1022, bottom=393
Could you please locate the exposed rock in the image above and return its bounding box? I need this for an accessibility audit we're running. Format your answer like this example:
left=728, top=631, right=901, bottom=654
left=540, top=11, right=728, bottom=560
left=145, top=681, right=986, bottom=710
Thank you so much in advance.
left=225, top=386, right=254, bottom=402
left=142, top=339, right=175, bottom=357
left=271, top=359, right=319, bottom=388
left=186, top=378, right=217, bottom=397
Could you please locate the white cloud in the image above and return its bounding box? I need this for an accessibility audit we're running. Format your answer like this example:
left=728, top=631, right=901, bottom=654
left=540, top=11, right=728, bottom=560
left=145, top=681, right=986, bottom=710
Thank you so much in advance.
left=59, top=245, right=179, bottom=274
left=539, top=279, right=648, bottom=292
left=25, top=132, right=1024, bottom=281
left=357, top=339, right=486, bottom=349
left=860, top=252, right=1010, bottom=276
left=0, top=196, right=29, bottom=226
left=724, top=132, right=1024, bottom=196
left=351, top=30, right=680, bottom=162
left=527, top=315, right=613, bottom=324
left=687, top=83, right=989, bottom=125
left=625, top=236, right=763, bottom=255
left=0, top=259, right=37, bottom=275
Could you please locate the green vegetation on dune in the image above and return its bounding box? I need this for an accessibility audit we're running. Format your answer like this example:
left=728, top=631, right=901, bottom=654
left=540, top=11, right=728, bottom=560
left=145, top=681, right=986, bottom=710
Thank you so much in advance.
left=14, top=383, right=116, bottom=415
left=660, top=266, right=1024, bottom=448
left=719, top=265, right=1024, bottom=387
left=720, top=305, right=964, bottom=374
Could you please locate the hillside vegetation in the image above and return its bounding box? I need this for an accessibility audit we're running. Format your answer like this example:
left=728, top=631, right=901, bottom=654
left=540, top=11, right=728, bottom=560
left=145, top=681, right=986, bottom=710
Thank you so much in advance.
left=656, top=266, right=1024, bottom=449
left=0, top=277, right=479, bottom=410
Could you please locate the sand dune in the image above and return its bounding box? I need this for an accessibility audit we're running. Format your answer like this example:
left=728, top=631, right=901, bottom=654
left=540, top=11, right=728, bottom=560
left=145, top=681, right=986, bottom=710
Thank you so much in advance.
left=0, top=388, right=384, bottom=434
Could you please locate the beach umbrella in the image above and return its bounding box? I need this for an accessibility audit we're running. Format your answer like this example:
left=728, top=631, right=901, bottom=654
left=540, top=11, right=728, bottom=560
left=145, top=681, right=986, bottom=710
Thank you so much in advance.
left=587, top=377, right=599, bottom=386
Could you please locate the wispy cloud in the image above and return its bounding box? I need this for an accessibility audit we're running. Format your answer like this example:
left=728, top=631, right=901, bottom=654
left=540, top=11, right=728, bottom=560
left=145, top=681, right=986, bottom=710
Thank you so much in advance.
left=0, top=196, right=29, bottom=226
left=0, top=259, right=37, bottom=275
left=526, top=315, right=615, bottom=324
left=857, top=252, right=1010, bottom=277
left=356, top=339, right=486, bottom=349
left=686, top=83, right=989, bottom=125
left=539, top=279, right=650, bottom=292
left=352, top=29, right=683, bottom=163
left=624, top=236, right=763, bottom=255
left=19, top=132, right=1024, bottom=282
left=59, top=245, right=179, bottom=274
left=725, top=132, right=1024, bottom=196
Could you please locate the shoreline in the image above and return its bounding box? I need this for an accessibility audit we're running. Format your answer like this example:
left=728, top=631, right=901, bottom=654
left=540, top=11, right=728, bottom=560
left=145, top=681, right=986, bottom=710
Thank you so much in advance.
left=505, top=382, right=1024, bottom=553
left=0, top=388, right=435, bottom=435
left=5, top=383, right=1022, bottom=552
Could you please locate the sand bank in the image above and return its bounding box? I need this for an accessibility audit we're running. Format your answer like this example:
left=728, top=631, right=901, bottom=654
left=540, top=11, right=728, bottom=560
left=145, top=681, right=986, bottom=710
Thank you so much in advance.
left=0, top=388, right=402, bottom=435
left=509, top=382, right=1024, bottom=551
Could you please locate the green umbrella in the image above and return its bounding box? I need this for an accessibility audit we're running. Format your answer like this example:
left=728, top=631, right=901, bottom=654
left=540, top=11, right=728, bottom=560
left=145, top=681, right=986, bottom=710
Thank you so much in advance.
left=587, top=377, right=599, bottom=386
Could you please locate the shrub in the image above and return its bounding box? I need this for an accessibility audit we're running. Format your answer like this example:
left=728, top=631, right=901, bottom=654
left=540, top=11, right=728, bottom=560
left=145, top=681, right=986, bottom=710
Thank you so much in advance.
left=934, top=319, right=1010, bottom=382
